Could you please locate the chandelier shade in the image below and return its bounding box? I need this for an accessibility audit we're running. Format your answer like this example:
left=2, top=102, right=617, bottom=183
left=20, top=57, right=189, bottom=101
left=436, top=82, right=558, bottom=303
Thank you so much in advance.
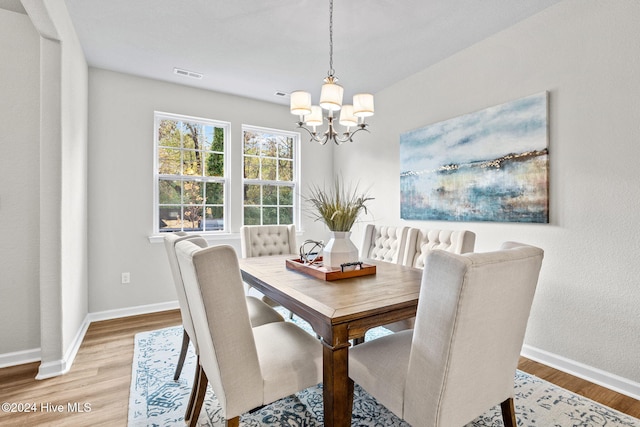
left=305, top=106, right=323, bottom=128
left=319, top=77, right=344, bottom=111
left=289, top=0, right=374, bottom=145
left=290, top=91, right=312, bottom=116
left=339, top=105, right=358, bottom=127
left=353, top=93, right=375, bottom=117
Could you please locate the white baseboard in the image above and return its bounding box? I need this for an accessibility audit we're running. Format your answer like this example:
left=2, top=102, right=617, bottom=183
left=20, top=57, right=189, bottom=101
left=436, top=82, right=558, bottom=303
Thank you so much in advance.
left=1, top=301, right=179, bottom=372
left=36, top=314, right=91, bottom=379
left=0, top=347, right=41, bottom=369
left=87, top=300, right=179, bottom=323
left=521, top=344, right=640, bottom=401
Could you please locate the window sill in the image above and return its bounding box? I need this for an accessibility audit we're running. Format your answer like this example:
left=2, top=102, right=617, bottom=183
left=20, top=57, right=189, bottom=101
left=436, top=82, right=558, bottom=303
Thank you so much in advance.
left=148, top=232, right=240, bottom=244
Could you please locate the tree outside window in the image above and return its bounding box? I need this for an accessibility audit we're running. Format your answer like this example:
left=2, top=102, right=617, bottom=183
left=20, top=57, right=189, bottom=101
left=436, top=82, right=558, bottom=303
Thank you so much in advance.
left=155, top=113, right=229, bottom=233
left=242, top=125, right=299, bottom=226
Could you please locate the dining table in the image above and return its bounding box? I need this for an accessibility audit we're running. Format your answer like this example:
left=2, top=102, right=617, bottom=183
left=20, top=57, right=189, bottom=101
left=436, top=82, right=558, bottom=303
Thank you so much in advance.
left=238, top=254, right=423, bottom=427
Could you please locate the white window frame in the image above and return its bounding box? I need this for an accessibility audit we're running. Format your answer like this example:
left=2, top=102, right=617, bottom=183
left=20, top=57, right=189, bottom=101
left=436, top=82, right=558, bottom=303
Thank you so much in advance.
left=241, top=124, right=301, bottom=229
left=153, top=111, right=230, bottom=235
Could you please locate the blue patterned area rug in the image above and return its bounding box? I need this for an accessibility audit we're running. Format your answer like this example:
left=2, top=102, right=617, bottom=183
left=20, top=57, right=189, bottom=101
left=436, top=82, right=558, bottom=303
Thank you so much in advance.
left=128, top=312, right=639, bottom=427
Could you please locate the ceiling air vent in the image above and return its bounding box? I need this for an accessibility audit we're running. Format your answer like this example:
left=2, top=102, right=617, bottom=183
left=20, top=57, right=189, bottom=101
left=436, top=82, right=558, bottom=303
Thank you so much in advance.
left=173, top=68, right=203, bottom=80
left=274, top=91, right=288, bottom=97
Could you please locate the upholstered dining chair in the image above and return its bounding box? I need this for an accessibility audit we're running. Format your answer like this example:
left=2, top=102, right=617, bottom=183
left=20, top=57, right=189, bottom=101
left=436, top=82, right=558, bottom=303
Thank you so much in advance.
left=384, top=227, right=476, bottom=332
left=349, top=242, right=544, bottom=427
left=240, top=224, right=297, bottom=314
left=402, top=228, right=476, bottom=269
left=359, top=224, right=409, bottom=264
left=163, top=233, right=284, bottom=403
left=175, top=240, right=323, bottom=427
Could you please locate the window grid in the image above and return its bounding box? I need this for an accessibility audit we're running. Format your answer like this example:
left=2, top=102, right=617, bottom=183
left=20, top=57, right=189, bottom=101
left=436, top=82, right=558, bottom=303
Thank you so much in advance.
left=242, top=125, right=299, bottom=227
left=154, top=112, right=229, bottom=234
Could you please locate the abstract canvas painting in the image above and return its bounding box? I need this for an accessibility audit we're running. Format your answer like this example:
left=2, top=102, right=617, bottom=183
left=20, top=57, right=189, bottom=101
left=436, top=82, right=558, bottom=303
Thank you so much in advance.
left=400, top=92, right=549, bottom=223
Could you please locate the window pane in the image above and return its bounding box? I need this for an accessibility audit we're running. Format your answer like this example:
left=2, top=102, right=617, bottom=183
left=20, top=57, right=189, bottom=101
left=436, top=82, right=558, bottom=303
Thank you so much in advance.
left=212, top=127, right=224, bottom=152
left=278, top=136, right=293, bottom=159
left=261, top=136, right=277, bottom=157
left=183, top=180, right=203, bottom=204
left=243, top=131, right=260, bottom=155
left=183, top=205, right=203, bottom=230
left=158, top=147, right=181, bottom=174
left=205, top=152, right=224, bottom=177
left=202, top=125, right=214, bottom=151
left=279, top=186, right=293, bottom=205
left=262, top=158, right=277, bottom=180
left=244, top=184, right=261, bottom=205
left=244, top=156, right=260, bottom=179
left=159, top=179, right=181, bottom=204
left=182, top=122, right=201, bottom=150
left=263, top=185, right=277, bottom=205
left=205, top=182, right=224, bottom=204
left=158, top=120, right=180, bottom=147
left=263, top=207, right=278, bottom=225
left=244, top=207, right=261, bottom=225
left=278, top=159, right=293, bottom=181
left=203, top=206, right=224, bottom=231
left=279, top=206, right=293, bottom=224
left=183, top=150, right=203, bottom=176
left=159, top=206, right=182, bottom=231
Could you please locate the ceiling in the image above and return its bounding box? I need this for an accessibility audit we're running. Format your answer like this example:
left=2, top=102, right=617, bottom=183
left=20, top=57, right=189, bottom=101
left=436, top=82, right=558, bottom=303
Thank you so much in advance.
left=6, top=0, right=560, bottom=106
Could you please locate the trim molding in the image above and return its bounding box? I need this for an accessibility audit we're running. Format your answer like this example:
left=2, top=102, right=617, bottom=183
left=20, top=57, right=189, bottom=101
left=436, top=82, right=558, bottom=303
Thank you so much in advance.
left=521, top=344, right=640, bottom=400
left=36, top=314, right=91, bottom=379
left=87, top=301, right=179, bottom=323
left=0, top=348, right=41, bottom=369
left=1, top=302, right=178, bottom=371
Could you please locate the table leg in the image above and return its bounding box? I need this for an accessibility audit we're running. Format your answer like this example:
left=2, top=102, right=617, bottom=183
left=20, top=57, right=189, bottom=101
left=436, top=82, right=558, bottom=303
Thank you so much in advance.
left=322, top=326, right=354, bottom=427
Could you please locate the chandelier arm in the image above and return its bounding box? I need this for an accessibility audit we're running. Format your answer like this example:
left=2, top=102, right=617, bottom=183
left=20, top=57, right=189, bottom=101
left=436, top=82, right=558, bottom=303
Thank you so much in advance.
left=296, top=122, right=329, bottom=145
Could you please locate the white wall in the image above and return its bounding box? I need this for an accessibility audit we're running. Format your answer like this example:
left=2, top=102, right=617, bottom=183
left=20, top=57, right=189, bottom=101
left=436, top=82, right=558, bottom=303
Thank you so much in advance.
left=0, top=9, right=41, bottom=355
left=336, top=0, right=640, bottom=385
left=0, top=0, right=89, bottom=377
left=47, top=0, right=89, bottom=365
left=87, top=69, right=332, bottom=313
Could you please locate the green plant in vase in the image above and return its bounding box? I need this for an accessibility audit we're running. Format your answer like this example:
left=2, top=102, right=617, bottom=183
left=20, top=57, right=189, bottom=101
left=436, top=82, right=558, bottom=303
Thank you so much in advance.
left=306, top=177, right=373, bottom=269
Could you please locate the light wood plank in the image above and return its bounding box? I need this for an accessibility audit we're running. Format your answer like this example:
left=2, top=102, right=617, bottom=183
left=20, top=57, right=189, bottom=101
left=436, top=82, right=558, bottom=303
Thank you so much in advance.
left=0, top=310, right=637, bottom=426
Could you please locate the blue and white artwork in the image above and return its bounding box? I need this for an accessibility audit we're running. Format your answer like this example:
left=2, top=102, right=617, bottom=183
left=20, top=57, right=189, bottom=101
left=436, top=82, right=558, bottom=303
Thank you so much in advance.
left=400, top=92, right=549, bottom=223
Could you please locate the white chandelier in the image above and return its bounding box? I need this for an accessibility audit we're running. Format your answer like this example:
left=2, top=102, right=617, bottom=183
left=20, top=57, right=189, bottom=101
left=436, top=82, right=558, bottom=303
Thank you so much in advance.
left=290, top=0, right=374, bottom=146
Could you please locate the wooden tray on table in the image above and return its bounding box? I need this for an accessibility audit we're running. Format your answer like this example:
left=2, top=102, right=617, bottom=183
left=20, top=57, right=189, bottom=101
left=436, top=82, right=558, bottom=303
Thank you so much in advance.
left=285, top=257, right=376, bottom=281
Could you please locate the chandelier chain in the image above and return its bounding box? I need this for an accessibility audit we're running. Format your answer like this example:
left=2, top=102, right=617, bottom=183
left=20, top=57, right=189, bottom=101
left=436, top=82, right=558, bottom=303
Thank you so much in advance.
left=290, top=0, right=373, bottom=145
left=328, top=0, right=334, bottom=77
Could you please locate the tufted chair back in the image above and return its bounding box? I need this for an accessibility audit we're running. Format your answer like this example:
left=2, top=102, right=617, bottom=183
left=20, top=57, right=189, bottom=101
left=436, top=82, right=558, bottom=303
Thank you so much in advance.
left=360, top=224, right=409, bottom=264
left=403, top=228, right=476, bottom=269
left=349, top=242, right=544, bottom=427
left=240, top=225, right=297, bottom=258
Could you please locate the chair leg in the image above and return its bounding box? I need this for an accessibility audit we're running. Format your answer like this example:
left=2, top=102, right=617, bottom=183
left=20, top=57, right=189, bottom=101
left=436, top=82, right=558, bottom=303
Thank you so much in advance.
left=226, top=416, right=240, bottom=427
left=500, top=397, right=517, bottom=427
left=189, top=367, right=209, bottom=427
left=184, top=360, right=201, bottom=423
left=174, top=328, right=190, bottom=381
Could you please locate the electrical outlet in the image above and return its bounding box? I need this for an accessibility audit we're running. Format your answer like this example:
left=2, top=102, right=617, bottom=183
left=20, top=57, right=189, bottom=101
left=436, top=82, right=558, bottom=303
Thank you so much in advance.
left=121, top=272, right=131, bottom=284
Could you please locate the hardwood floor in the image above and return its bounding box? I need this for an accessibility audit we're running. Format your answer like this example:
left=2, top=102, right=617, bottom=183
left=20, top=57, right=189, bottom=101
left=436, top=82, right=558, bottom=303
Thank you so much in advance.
left=1, top=309, right=638, bottom=426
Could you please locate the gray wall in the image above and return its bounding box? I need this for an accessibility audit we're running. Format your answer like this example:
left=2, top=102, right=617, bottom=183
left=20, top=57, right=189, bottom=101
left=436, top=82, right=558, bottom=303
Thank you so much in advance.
left=0, top=0, right=89, bottom=377
left=87, top=68, right=333, bottom=313
left=335, top=0, right=640, bottom=384
left=0, top=9, right=41, bottom=355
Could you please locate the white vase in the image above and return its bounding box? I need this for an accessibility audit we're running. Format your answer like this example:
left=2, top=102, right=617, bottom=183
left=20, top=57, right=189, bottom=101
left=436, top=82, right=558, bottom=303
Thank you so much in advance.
left=323, top=231, right=359, bottom=269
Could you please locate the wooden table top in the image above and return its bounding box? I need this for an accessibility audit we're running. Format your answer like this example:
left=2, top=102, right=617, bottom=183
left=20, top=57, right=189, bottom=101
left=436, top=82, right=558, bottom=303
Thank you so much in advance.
left=238, top=255, right=423, bottom=335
